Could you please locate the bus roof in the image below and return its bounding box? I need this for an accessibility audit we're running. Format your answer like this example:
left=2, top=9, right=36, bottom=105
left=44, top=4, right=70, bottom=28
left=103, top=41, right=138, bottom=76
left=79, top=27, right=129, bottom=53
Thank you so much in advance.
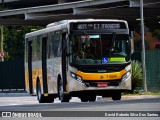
left=46, top=19, right=127, bottom=28
left=25, top=19, right=128, bottom=39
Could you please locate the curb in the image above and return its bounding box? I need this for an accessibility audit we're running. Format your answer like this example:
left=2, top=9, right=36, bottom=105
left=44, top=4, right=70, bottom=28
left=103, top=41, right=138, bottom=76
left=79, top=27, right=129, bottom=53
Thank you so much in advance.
left=0, top=93, right=29, bottom=97
left=122, top=95, right=160, bottom=100
left=96, top=95, right=160, bottom=101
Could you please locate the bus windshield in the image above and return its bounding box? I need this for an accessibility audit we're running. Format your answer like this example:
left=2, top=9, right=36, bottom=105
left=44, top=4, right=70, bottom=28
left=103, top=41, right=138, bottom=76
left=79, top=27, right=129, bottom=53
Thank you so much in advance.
left=70, top=33, right=130, bottom=65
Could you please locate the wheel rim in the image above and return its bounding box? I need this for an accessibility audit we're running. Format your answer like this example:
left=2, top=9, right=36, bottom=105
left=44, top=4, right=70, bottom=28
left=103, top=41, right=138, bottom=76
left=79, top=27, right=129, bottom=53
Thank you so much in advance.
left=37, top=83, right=41, bottom=100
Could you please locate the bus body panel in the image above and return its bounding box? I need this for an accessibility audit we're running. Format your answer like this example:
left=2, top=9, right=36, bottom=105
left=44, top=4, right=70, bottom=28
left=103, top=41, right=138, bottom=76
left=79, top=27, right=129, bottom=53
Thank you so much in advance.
left=47, top=57, right=62, bottom=94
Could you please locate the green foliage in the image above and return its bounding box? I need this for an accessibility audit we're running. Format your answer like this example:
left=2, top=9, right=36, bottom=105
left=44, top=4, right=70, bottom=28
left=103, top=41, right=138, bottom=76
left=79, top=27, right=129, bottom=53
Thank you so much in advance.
left=153, top=29, right=160, bottom=37
left=3, top=26, right=43, bottom=61
left=131, top=60, right=143, bottom=92
left=0, top=6, right=44, bottom=61
left=0, top=5, right=8, bottom=11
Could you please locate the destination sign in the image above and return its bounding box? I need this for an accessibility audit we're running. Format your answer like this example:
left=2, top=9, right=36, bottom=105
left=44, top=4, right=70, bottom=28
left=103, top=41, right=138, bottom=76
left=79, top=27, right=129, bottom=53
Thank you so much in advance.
left=71, top=22, right=126, bottom=30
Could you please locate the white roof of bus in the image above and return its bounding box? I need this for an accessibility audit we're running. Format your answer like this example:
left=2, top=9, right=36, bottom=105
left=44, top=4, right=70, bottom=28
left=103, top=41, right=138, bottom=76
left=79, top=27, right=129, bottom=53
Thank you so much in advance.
left=46, top=19, right=127, bottom=28
left=25, top=19, right=127, bottom=39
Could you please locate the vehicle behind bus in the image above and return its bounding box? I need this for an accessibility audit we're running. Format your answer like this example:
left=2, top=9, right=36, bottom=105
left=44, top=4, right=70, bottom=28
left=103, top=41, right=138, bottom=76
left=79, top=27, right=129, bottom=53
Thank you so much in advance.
left=24, top=19, right=133, bottom=103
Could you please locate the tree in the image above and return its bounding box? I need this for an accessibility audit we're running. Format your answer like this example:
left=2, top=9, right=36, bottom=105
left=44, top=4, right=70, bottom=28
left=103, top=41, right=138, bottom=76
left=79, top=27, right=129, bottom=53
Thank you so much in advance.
left=0, top=5, right=8, bottom=11
left=3, top=26, right=43, bottom=61
left=153, top=29, right=160, bottom=38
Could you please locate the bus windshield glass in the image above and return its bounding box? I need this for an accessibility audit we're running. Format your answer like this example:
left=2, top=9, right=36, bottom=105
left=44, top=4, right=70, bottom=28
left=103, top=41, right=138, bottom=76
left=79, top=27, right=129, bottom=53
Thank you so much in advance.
left=70, top=33, right=130, bottom=65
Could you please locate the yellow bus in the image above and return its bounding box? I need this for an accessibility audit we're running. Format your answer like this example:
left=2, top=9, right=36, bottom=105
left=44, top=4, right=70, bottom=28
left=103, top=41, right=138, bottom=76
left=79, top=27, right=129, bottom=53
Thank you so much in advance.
left=25, top=19, right=133, bottom=103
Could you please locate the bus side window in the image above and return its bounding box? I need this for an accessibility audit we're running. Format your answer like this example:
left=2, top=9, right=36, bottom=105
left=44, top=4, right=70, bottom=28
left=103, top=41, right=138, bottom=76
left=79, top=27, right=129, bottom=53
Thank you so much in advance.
left=37, top=36, right=41, bottom=60
left=57, top=31, right=62, bottom=57
left=49, top=32, right=54, bottom=58
left=32, top=37, right=38, bottom=61
left=25, top=38, right=28, bottom=63
left=53, top=31, right=62, bottom=57
left=47, top=33, right=52, bottom=59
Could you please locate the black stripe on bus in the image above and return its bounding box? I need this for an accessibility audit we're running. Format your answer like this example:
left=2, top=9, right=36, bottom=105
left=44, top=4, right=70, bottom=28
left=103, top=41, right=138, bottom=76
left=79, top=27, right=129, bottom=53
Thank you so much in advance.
left=42, top=37, right=48, bottom=94
left=28, top=41, right=33, bottom=94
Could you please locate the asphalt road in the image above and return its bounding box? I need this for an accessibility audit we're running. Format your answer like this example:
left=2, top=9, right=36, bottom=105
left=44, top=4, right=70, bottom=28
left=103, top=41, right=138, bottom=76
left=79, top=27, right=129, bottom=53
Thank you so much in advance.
left=1, top=97, right=160, bottom=111
left=0, top=93, right=160, bottom=120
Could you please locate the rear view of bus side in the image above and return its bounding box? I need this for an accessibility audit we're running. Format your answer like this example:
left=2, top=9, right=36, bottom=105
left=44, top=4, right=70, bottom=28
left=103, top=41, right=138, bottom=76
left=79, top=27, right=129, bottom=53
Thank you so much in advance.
left=24, top=19, right=133, bottom=103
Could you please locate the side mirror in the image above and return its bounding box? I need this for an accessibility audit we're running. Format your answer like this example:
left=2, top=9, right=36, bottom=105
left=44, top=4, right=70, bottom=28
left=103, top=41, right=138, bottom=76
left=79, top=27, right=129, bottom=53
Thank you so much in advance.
left=130, top=37, right=134, bottom=54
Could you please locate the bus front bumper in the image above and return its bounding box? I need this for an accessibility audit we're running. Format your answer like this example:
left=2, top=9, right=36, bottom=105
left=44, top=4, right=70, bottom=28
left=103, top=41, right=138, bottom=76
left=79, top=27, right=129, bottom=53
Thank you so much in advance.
left=67, top=75, right=131, bottom=92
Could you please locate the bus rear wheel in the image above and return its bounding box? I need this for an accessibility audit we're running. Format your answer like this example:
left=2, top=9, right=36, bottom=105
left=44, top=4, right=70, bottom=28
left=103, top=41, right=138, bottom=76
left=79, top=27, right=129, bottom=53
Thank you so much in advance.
left=37, top=81, right=54, bottom=103
left=112, top=91, right=121, bottom=100
left=58, top=79, right=70, bottom=102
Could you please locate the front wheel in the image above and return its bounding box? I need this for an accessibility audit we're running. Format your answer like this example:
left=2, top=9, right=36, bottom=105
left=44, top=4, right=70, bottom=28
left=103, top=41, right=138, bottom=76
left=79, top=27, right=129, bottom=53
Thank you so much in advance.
left=47, top=95, right=54, bottom=103
left=58, top=80, right=70, bottom=102
left=112, top=91, right=121, bottom=100
left=37, top=81, right=45, bottom=103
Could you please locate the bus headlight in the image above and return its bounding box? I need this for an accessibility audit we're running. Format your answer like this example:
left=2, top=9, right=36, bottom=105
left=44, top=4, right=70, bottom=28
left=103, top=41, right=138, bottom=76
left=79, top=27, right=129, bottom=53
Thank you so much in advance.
left=70, top=72, right=83, bottom=83
left=125, top=65, right=131, bottom=71
left=122, top=71, right=131, bottom=82
left=70, top=72, right=76, bottom=78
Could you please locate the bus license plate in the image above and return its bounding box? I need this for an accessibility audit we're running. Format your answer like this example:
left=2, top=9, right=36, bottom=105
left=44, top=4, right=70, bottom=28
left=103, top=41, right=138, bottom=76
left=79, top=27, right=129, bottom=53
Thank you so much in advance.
left=97, top=83, right=108, bottom=87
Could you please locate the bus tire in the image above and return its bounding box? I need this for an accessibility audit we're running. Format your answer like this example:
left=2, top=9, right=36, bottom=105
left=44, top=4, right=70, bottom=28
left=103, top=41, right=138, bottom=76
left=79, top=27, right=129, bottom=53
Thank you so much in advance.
left=112, top=91, right=121, bottom=100
left=37, top=81, right=45, bottom=103
left=58, top=79, right=70, bottom=102
left=88, top=96, right=96, bottom=102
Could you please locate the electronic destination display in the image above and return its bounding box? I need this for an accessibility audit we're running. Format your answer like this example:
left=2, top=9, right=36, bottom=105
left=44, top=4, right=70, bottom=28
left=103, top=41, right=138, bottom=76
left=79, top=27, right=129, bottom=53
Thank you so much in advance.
left=71, top=22, right=126, bottom=30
